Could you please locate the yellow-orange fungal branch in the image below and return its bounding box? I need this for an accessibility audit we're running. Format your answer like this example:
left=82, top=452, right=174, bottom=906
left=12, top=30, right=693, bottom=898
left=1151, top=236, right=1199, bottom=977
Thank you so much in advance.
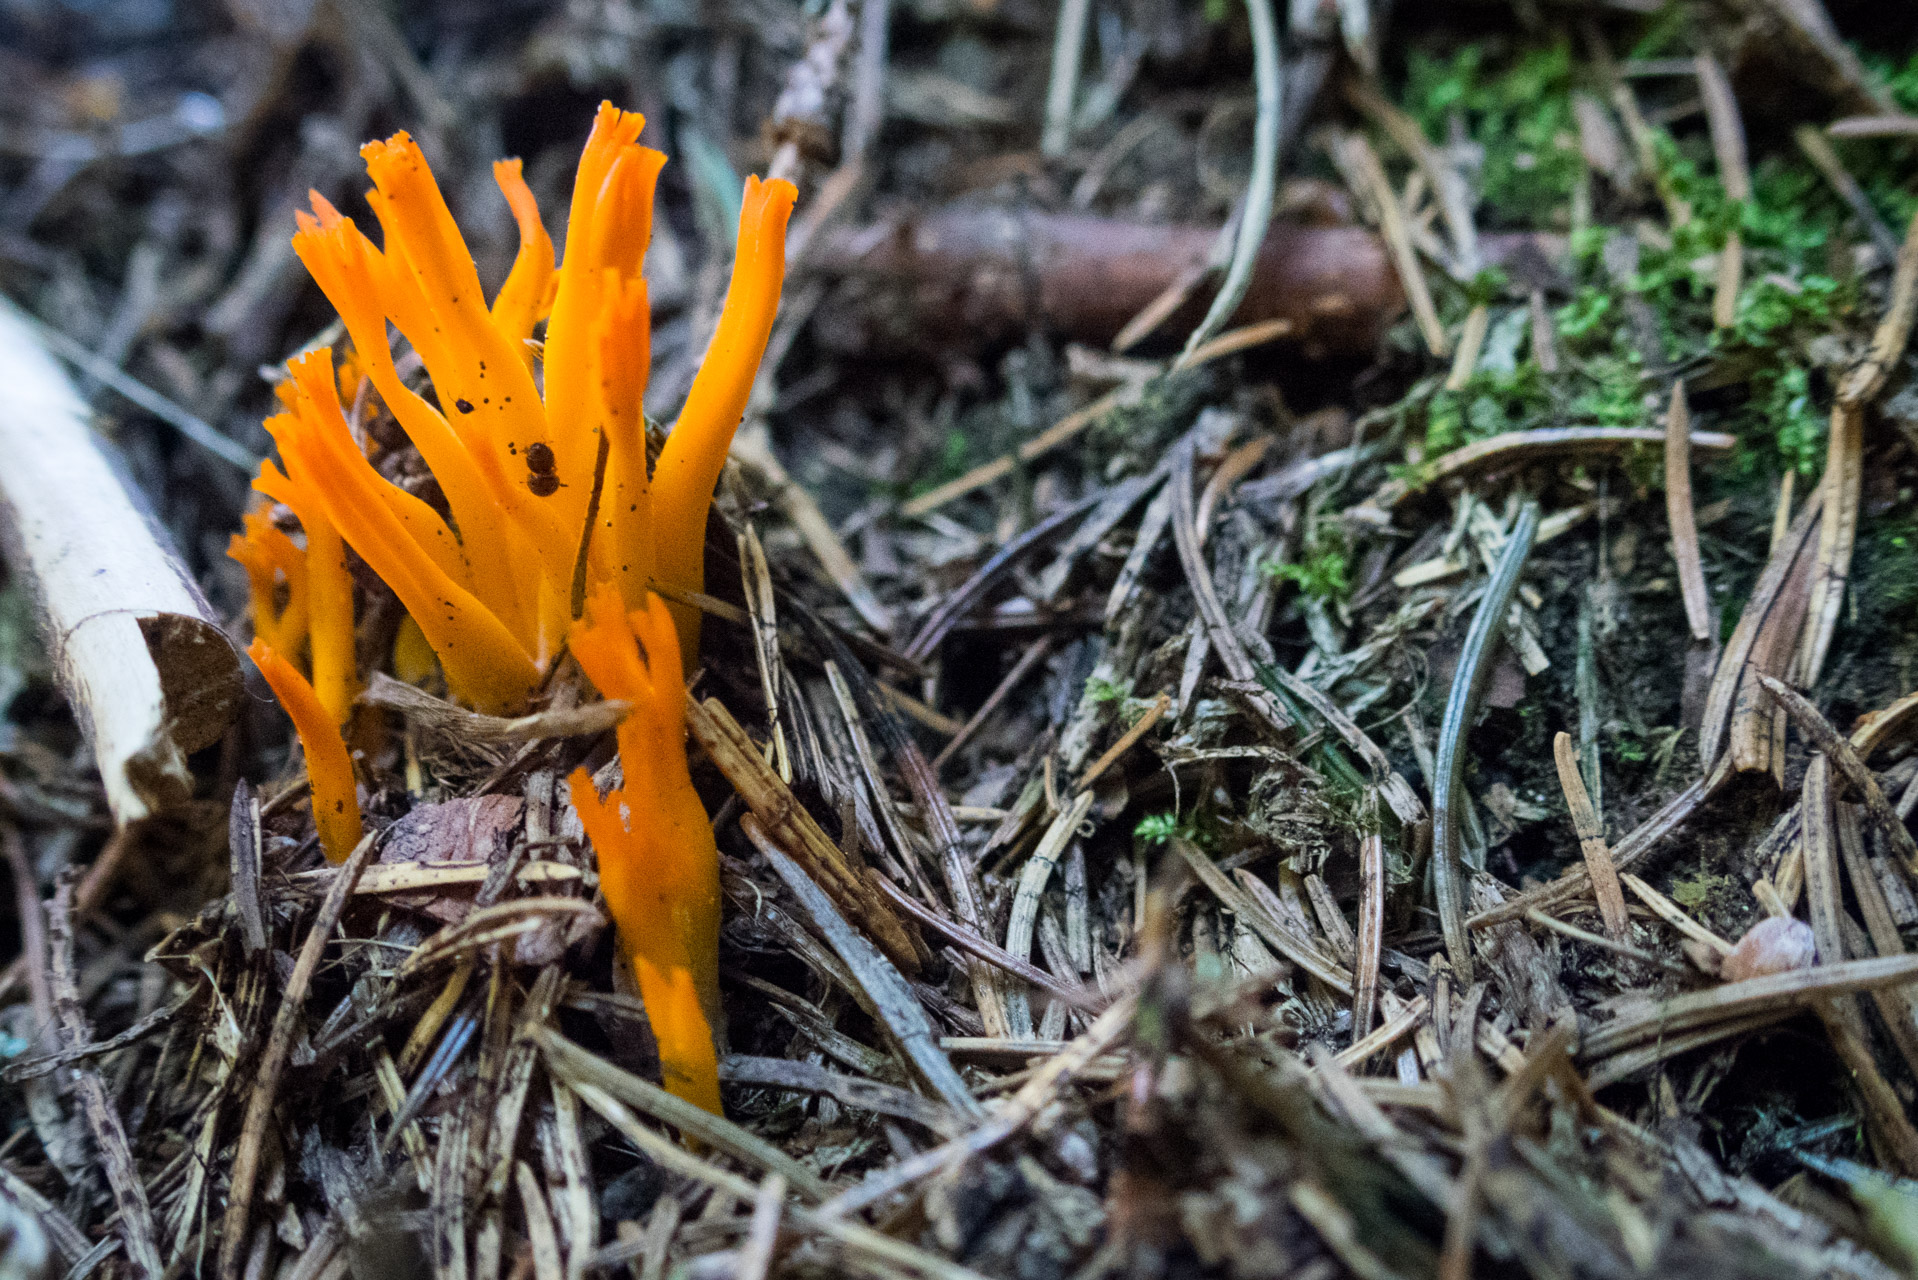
left=302, top=511, right=357, bottom=727
left=228, top=507, right=308, bottom=661
left=568, top=586, right=722, bottom=1116
left=266, top=355, right=539, bottom=715
left=239, top=467, right=357, bottom=726
left=250, top=639, right=363, bottom=863
left=489, top=158, right=556, bottom=358
left=651, top=175, right=797, bottom=656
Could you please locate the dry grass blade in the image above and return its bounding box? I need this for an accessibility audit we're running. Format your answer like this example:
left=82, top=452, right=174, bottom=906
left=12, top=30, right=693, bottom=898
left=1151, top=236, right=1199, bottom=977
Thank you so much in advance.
left=1795, top=124, right=1903, bottom=262
left=1830, top=809, right=1918, bottom=1102
left=871, top=875, right=1096, bottom=1007
left=1339, top=131, right=1448, bottom=357
left=1796, top=400, right=1864, bottom=688
left=2, top=987, right=194, bottom=1084
left=1800, top=756, right=1856, bottom=1010
left=290, top=860, right=580, bottom=895
left=1584, top=1010, right=1792, bottom=1089
left=1444, top=303, right=1490, bottom=391
left=1756, top=674, right=1918, bottom=870
left=1620, top=872, right=1732, bottom=955
left=733, top=1171, right=788, bottom=1280
left=218, top=829, right=377, bottom=1280
left=1354, top=425, right=1736, bottom=516
left=1552, top=731, right=1629, bottom=941
left=817, top=990, right=1139, bottom=1220
left=1469, top=767, right=1723, bottom=929
left=729, top=424, right=896, bottom=635
left=1194, top=438, right=1271, bottom=547
left=1694, top=55, right=1748, bottom=328
left=903, top=489, right=1109, bottom=662
left=396, top=899, right=603, bottom=978
left=1074, top=693, right=1168, bottom=791
left=1175, top=0, right=1282, bottom=366
left=932, top=635, right=1052, bottom=771
left=1182, top=316, right=1296, bottom=366
left=1167, top=442, right=1292, bottom=730
left=1579, top=953, right=1918, bottom=1060
left=1796, top=206, right=1918, bottom=685
left=1344, top=77, right=1479, bottom=269
left=1663, top=382, right=1712, bottom=641
left=566, top=1078, right=995, bottom=1280
left=1699, top=497, right=1820, bottom=770
left=362, top=673, right=629, bottom=743
left=1525, top=909, right=1684, bottom=974
left=1333, top=993, right=1426, bottom=1068
left=747, top=818, right=984, bottom=1120
left=228, top=780, right=266, bottom=956
left=899, top=383, right=1139, bottom=518
left=1838, top=205, right=1918, bottom=407
left=739, top=525, right=791, bottom=783
left=686, top=696, right=920, bottom=972
left=535, top=1025, right=832, bottom=1201
left=1003, top=792, right=1096, bottom=1037
left=1175, top=838, right=1354, bottom=994
left=1259, top=663, right=1424, bottom=824
left=721, top=1055, right=959, bottom=1135
left=1849, top=688, right=1918, bottom=760
left=1288, top=1180, right=1418, bottom=1280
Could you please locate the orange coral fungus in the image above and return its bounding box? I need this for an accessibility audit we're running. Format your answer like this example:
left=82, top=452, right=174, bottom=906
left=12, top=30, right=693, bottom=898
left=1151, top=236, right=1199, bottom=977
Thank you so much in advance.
left=240, top=101, right=793, bottom=717
left=228, top=508, right=308, bottom=662
left=566, top=585, right=722, bottom=1114
left=249, top=639, right=363, bottom=863
left=237, top=105, right=793, bottom=1110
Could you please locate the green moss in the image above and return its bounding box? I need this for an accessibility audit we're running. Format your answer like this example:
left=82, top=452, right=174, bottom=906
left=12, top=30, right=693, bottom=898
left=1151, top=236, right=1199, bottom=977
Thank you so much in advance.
left=1134, top=811, right=1180, bottom=846
left=1403, top=40, right=1581, bottom=226
left=1262, top=523, right=1352, bottom=602
left=1670, top=871, right=1735, bottom=912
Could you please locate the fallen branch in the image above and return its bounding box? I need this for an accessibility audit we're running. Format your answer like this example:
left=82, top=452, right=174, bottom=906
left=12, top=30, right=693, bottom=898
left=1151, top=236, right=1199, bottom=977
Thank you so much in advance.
left=0, top=296, right=243, bottom=830
left=814, top=211, right=1571, bottom=356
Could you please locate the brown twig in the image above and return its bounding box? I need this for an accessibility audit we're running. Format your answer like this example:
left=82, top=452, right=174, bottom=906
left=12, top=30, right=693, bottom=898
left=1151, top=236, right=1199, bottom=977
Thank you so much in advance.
left=48, top=874, right=163, bottom=1278
left=689, top=696, right=920, bottom=973
left=1756, top=674, right=1918, bottom=871
left=1551, top=731, right=1629, bottom=942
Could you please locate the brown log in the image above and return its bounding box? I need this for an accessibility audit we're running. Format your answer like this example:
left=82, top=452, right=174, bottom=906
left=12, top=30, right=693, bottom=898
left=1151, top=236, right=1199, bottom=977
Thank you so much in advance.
left=812, top=206, right=1564, bottom=357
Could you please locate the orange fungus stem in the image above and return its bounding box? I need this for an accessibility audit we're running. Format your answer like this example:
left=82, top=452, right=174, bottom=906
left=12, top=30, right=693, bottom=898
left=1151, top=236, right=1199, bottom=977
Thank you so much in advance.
left=250, top=639, right=363, bottom=863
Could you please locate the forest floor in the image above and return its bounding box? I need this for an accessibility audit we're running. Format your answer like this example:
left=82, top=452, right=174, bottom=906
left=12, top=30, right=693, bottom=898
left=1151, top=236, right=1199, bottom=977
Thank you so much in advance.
left=5, top=0, right=1918, bottom=1276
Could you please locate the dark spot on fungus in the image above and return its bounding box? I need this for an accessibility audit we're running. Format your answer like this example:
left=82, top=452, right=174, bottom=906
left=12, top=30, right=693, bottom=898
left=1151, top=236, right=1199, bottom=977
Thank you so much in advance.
left=455, top=398, right=475, bottom=414
left=529, top=473, right=560, bottom=497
